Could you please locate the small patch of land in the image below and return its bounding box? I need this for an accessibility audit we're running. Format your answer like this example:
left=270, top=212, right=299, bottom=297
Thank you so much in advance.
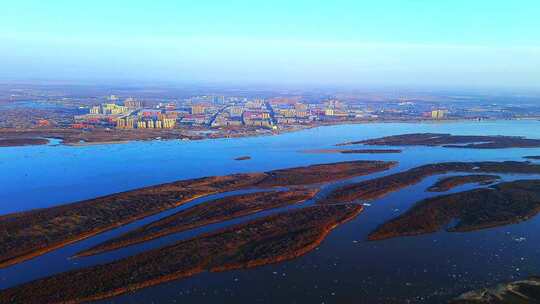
left=319, top=161, right=540, bottom=205
left=368, top=180, right=540, bottom=241
left=253, top=160, right=396, bottom=187
left=0, top=138, right=49, bottom=147
left=339, top=133, right=540, bottom=149
left=0, top=128, right=200, bottom=146
left=451, top=276, right=540, bottom=303
left=0, top=204, right=363, bottom=304
left=76, top=189, right=319, bottom=257
left=427, top=174, right=500, bottom=192
left=525, top=155, right=540, bottom=160
left=302, top=149, right=402, bottom=154
left=0, top=160, right=394, bottom=268
left=234, top=156, right=251, bottom=160
left=340, top=149, right=402, bottom=154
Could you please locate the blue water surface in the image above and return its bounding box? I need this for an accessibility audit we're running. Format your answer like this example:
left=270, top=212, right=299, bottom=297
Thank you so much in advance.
left=1, top=120, right=540, bottom=303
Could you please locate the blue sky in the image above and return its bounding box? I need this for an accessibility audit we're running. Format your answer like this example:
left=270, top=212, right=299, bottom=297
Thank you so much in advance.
left=1, top=1, right=539, bottom=88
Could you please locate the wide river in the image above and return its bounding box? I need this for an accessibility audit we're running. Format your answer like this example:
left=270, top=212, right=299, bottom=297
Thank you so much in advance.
left=1, top=120, right=540, bottom=303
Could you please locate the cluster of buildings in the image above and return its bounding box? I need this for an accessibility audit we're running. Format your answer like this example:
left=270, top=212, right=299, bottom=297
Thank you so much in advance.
left=210, top=97, right=376, bottom=129
left=87, top=97, right=143, bottom=116
left=89, top=103, right=129, bottom=115
left=116, top=108, right=178, bottom=129
left=272, top=101, right=310, bottom=125
left=430, top=109, right=448, bottom=119
left=72, top=94, right=453, bottom=131
left=74, top=97, right=152, bottom=129
left=238, top=99, right=272, bottom=128
left=115, top=117, right=176, bottom=129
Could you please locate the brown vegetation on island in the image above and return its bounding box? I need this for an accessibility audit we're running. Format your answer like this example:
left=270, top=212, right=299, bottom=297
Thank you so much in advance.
left=0, top=138, right=49, bottom=147
left=340, top=149, right=402, bottom=154
left=0, top=173, right=264, bottom=269
left=302, top=148, right=402, bottom=154
left=368, top=180, right=540, bottom=241
left=450, top=276, right=540, bottom=304
left=76, top=189, right=319, bottom=257
left=427, top=174, right=500, bottom=192
left=0, top=160, right=393, bottom=268
left=339, top=133, right=540, bottom=149
left=0, top=204, right=363, bottom=304
left=524, top=155, right=540, bottom=160
left=0, top=128, right=201, bottom=145
left=253, top=160, right=397, bottom=187
left=319, top=161, right=540, bottom=205
left=234, top=156, right=251, bottom=160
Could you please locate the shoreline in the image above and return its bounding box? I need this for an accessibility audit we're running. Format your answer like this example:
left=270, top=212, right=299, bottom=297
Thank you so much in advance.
left=301, top=148, right=402, bottom=154
left=0, top=118, right=532, bottom=148
left=65, top=140, right=133, bottom=147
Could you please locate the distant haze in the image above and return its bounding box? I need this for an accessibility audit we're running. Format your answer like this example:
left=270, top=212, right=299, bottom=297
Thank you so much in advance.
left=1, top=1, right=539, bottom=88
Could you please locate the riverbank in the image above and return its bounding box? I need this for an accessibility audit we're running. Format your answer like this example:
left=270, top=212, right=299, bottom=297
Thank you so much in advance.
left=0, top=118, right=514, bottom=147
left=0, top=138, right=49, bottom=147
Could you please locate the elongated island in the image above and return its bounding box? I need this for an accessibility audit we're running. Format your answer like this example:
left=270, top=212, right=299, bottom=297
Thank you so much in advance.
left=0, top=160, right=396, bottom=268
left=368, top=179, right=540, bottom=240
left=0, top=205, right=363, bottom=304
